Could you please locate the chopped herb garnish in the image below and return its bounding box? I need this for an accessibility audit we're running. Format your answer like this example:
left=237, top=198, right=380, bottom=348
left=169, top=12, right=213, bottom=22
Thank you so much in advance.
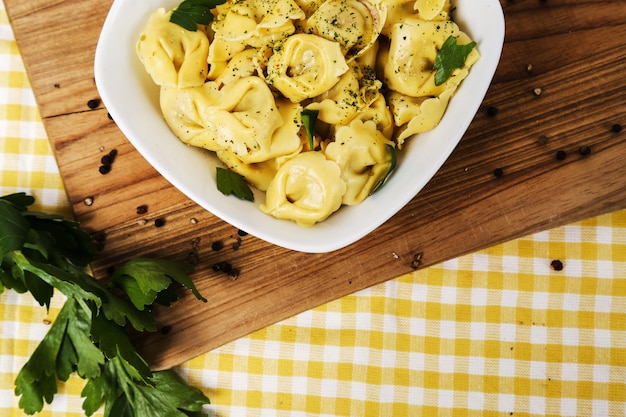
left=370, top=144, right=397, bottom=194
left=169, top=0, right=226, bottom=31
left=216, top=167, right=254, bottom=201
left=301, top=109, right=319, bottom=150
left=433, top=35, right=476, bottom=86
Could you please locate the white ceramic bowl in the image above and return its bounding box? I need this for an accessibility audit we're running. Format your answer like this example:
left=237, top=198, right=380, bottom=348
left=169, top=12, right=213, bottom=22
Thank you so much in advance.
left=94, top=0, right=505, bottom=253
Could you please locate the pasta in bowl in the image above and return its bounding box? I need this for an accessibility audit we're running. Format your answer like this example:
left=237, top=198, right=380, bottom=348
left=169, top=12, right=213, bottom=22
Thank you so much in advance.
left=94, top=0, right=504, bottom=252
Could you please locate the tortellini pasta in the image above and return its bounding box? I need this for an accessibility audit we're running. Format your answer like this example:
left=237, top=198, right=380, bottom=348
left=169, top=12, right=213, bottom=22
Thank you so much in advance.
left=266, top=34, right=349, bottom=103
left=138, top=0, right=478, bottom=226
left=260, top=152, right=346, bottom=226
left=324, top=119, right=394, bottom=205
left=137, top=8, right=210, bottom=88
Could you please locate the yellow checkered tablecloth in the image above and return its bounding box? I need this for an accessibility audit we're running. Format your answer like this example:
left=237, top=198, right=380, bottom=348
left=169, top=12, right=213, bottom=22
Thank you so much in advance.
left=1, top=1, right=625, bottom=416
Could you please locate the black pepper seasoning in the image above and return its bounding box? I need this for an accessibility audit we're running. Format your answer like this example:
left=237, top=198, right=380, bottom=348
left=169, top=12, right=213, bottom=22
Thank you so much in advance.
left=154, top=218, right=166, bottom=227
left=101, top=154, right=113, bottom=166
left=551, top=260, right=564, bottom=271
left=493, top=168, right=504, bottom=178
left=211, top=240, right=224, bottom=251
left=136, top=204, right=148, bottom=215
left=487, top=106, right=499, bottom=117
left=578, top=146, right=591, bottom=156
left=98, top=165, right=111, bottom=175
left=87, top=98, right=101, bottom=109
left=556, top=150, right=567, bottom=161
left=612, top=124, right=622, bottom=133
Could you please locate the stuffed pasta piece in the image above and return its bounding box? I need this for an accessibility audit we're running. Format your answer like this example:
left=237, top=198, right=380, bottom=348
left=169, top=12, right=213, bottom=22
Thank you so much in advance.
left=160, top=76, right=302, bottom=164
left=324, top=119, right=395, bottom=205
left=260, top=152, right=347, bottom=226
left=136, top=8, right=209, bottom=89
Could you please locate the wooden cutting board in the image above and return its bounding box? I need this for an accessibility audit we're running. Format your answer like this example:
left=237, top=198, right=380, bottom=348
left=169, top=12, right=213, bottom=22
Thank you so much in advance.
left=6, top=0, right=626, bottom=370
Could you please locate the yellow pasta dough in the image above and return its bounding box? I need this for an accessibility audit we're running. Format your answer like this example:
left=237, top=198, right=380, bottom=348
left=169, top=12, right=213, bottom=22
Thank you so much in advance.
left=136, top=8, right=210, bottom=89
left=138, top=0, right=479, bottom=226
left=266, top=33, right=349, bottom=103
left=260, top=152, right=346, bottom=226
left=382, top=19, right=479, bottom=98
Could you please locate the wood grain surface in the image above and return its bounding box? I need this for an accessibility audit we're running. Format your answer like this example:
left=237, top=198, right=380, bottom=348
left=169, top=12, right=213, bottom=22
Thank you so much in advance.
left=5, top=0, right=626, bottom=370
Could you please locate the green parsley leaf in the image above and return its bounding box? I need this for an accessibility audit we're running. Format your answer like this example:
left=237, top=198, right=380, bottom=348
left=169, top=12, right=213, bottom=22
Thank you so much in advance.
left=301, top=109, right=319, bottom=150
left=216, top=167, right=255, bottom=201
left=169, top=0, right=226, bottom=31
left=1, top=193, right=211, bottom=417
left=83, top=358, right=209, bottom=417
left=0, top=191, right=35, bottom=209
left=0, top=199, right=30, bottom=259
left=15, top=297, right=105, bottom=414
left=370, top=144, right=397, bottom=194
left=433, top=35, right=477, bottom=86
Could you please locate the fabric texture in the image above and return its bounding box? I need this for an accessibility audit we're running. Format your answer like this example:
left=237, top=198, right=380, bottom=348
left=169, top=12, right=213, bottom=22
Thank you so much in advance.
left=1, top=1, right=624, bottom=416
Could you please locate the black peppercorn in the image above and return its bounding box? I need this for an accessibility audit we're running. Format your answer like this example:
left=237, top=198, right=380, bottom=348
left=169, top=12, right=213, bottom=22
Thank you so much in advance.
left=493, top=168, right=504, bottom=178
left=487, top=106, right=499, bottom=117
left=98, top=165, right=111, bottom=175
left=578, top=146, right=591, bottom=156
left=556, top=150, right=567, bottom=161
left=612, top=124, right=622, bottom=133
left=101, top=155, right=113, bottom=165
left=551, top=260, right=564, bottom=271
left=154, top=218, right=166, bottom=227
left=211, top=240, right=224, bottom=251
left=87, top=98, right=101, bottom=109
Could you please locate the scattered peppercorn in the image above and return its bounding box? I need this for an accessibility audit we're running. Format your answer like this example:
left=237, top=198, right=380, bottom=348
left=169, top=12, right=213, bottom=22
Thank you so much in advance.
left=211, top=240, right=224, bottom=251
left=612, top=124, right=622, bottom=133
left=54, top=83, right=60, bottom=88
left=154, top=218, right=166, bottom=227
left=537, top=135, right=549, bottom=145
left=101, top=154, right=113, bottom=165
left=237, top=229, right=248, bottom=237
left=556, top=150, right=567, bottom=161
left=87, top=98, right=101, bottom=109
left=550, top=259, right=564, bottom=271
left=578, top=145, right=591, bottom=156
left=98, top=164, right=111, bottom=175
left=227, top=268, right=240, bottom=279
left=98, top=149, right=117, bottom=175
left=160, top=325, right=172, bottom=335
left=136, top=204, right=148, bottom=215
left=493, top=168, right=504, bottom=178
left=83, top=196, right=94, bottom=206
left=487, top=106, right=499, bottom=116
left=212, top=261, right=232, bottom=273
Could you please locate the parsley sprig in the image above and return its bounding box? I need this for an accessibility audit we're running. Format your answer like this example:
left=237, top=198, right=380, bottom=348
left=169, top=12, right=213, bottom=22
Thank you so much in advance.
left=169, top=0, right=227, bottom=31
left=301, top=109, right=319, bottom=151
left=216, top=167, right=255, bottom=201
left=0, top=193, right=210, bottom=417
left=433, top=35, right=477, bottom=86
